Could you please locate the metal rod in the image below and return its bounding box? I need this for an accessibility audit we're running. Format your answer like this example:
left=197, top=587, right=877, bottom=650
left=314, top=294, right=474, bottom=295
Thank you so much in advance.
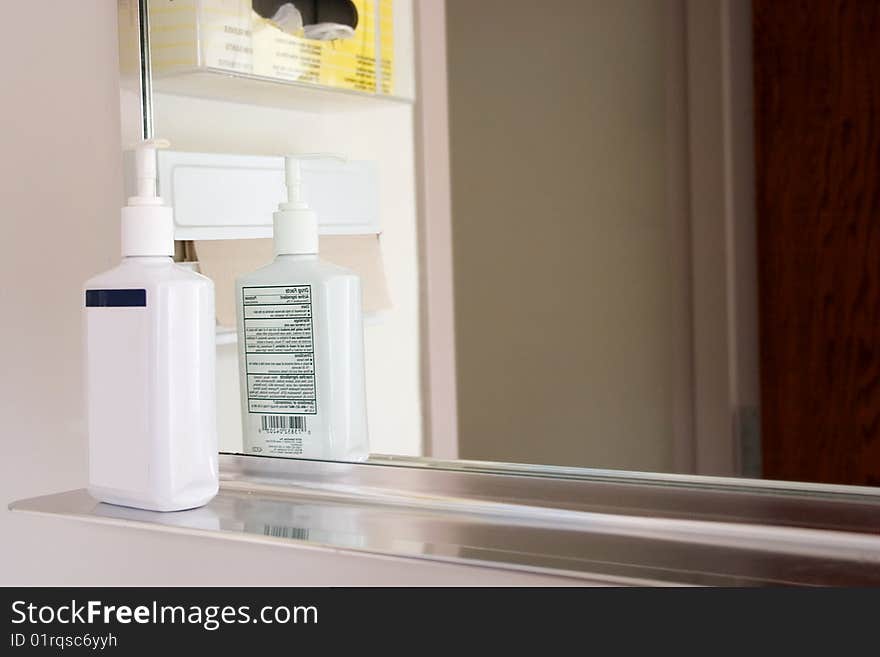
left=138, top=0, right=154, bottom=139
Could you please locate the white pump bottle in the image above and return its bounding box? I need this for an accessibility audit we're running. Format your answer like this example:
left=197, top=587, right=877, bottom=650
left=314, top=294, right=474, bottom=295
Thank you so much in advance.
left=84, top=139, right=218, bottom=511
left=235, top=155, right=369, bottom=461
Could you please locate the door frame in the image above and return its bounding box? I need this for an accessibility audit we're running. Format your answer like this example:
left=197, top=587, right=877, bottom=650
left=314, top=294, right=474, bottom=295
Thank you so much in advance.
left=413, top=0, right=459, bottom=459
left=683, top=0, right=760, bottom=476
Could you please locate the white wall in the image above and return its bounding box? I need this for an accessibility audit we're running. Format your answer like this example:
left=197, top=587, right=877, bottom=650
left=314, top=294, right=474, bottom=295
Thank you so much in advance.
left=0, top=0, right=579, bottom=586
left=447, top=0, right=680, bottom=471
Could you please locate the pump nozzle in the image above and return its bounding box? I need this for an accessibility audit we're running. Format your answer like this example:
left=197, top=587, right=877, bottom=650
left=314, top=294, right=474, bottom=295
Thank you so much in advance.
left=275, top=153, right=346, bottom=255
left=130, top=138, right=170, bottom=205
left=121, top=138, right=174, bottom=257
left=280, top=153, right=346, bottom=211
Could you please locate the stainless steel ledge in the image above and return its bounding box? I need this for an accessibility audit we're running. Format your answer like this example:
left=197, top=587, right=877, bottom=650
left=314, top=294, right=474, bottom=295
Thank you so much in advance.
left=10, top=456, right=880, bottom=586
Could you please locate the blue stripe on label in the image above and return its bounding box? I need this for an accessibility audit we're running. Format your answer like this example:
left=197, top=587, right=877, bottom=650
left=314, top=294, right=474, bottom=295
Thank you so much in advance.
left=85, top=289, right=147, bottom=307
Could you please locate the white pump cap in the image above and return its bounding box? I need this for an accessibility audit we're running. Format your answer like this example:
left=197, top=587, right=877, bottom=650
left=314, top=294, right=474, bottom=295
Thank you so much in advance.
left=121, top=139, right=174, bottom=257
left=273, top=153, right=345, bottom=256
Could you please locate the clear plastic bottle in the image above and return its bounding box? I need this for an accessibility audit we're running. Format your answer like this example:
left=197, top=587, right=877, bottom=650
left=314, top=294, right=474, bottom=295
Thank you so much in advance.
left=235, top=155, right=369, bottom=461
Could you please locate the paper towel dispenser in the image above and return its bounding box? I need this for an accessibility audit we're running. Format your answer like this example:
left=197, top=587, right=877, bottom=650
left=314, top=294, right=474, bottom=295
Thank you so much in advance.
left=123, top=150, right=381, bottom=241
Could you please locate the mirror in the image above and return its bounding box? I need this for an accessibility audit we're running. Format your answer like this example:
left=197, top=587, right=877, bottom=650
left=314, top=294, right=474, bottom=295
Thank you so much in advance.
left=122, top=0, right=880, bottom=488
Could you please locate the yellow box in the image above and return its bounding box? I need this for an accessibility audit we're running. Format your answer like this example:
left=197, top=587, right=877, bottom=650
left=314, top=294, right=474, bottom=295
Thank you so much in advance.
left=148, top=0, right=395, bottom=95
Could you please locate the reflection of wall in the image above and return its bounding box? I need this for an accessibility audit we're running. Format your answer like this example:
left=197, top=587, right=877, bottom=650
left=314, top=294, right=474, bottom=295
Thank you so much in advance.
left=447, top=0, right=677, bottom=470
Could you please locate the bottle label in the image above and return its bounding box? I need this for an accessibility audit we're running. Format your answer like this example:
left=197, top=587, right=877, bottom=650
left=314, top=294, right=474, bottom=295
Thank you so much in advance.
left=241, top=286, right=317, bottom=454
left=85, top=288, right=147, bottom=307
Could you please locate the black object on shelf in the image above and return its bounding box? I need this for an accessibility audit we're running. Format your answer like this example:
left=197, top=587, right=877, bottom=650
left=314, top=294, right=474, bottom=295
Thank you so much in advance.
left=252, top=0, right=359, bottom=30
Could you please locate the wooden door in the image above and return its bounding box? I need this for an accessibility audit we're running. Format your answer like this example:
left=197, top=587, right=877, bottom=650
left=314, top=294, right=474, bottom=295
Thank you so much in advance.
left=754, top=0, right=880, bottom=484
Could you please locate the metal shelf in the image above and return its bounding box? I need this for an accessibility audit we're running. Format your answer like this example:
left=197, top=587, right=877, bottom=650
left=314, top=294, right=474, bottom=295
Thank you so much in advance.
left=11, top=455, right=880, bottom=586
left=154, top=67, right=414, bottom=113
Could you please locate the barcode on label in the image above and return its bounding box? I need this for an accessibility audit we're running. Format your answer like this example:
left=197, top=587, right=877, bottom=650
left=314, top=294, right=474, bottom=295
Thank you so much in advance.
left=260, top=415, right=307, bottom=432
left=263, top=525, right=309, bottom=540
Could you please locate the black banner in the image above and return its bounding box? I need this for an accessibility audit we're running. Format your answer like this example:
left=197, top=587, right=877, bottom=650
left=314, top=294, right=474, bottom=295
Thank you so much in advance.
left=2, top=588, right=877, bottom=653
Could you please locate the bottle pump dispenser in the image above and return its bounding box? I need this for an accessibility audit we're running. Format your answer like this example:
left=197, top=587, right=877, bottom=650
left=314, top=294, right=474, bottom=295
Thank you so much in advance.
left=84, top=139, right=219, bottom=511
left=235, top=154, right=369, bottom=461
